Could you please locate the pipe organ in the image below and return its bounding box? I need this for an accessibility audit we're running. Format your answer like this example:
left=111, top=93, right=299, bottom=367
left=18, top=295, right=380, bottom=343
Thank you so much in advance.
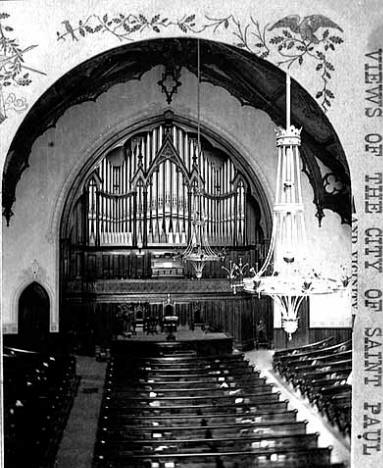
left=83, top=119, right=253, bottom=248
left=62, top=114, right=270, bottom=350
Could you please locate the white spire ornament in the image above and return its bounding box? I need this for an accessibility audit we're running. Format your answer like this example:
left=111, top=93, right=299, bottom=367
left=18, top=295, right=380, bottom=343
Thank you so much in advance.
left=243, top=73, right=349, bottom=339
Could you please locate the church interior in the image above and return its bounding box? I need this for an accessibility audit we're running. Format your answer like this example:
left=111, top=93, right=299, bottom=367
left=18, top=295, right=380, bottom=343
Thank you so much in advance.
left=2, top=38, right=352, bottom=468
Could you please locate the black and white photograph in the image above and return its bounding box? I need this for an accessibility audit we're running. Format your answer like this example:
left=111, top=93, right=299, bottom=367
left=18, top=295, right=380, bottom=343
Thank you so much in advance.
left=0, top=1, right=382, bottom=467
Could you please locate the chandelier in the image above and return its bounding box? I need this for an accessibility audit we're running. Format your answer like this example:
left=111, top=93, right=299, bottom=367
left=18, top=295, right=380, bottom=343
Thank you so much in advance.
left=243, top=74, right=349, bottom=339
left=222, top=258, right=249, bottom=294
left=182, top=39, right=219, bottom=279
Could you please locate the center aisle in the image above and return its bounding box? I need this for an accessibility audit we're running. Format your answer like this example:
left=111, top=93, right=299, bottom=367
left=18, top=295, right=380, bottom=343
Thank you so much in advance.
left=56, top=356, right=107, bottom=468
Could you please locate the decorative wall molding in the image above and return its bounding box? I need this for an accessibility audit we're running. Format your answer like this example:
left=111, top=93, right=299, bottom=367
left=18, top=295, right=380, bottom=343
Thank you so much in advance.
left=56, top=12, right=344, bottom=112
left=18, top=258, right=49, bottom=285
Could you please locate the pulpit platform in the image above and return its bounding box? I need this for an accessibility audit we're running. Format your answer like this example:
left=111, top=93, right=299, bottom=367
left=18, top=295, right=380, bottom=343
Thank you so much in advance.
left=111, top=327, right=233, bottom=357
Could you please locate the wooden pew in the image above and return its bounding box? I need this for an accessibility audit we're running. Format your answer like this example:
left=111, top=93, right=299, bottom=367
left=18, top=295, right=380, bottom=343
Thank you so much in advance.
left=4, top=347, right=78, bottom=468
left=272, top=336, right=352, bottom=436
left=283, top=351, right=352, bottom=382
left=94, top=433, right=320, bottom=455
left=100, top=408, right=299, bottom=427
left=98, top=420, right=308, bottom=440
left=97, top=340, right=343, bottom=468
left=93, top=446, right=339, bottom=468
left=111, top=379, right=268, bottom=392
left=109, top=355, right=247, bottom=367
left=273, top=337, right=334, bottom=358
left=287, top=359, right=352, bottom=388
left=106, top=369, right=261, bottom=383
left=107, top=374, right=264, bottom=386
left=274, top=341, right=351, bottom=373
left=104, top=384, right=274, bottom=398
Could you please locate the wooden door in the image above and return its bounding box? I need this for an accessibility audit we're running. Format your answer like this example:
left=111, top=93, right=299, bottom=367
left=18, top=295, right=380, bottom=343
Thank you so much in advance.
left=18, top=282, right=50, bottom=350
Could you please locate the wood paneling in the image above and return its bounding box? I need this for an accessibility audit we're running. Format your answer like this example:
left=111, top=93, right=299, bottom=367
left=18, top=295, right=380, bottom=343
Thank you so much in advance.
left=63, top=245, right=267, bottom=281
left=61, top=293, right=272, bottom=353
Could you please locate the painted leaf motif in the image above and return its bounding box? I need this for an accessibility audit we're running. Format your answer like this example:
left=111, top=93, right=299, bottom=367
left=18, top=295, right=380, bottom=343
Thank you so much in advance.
left=270, top=36, right=284, bottom=44
left=178, top=23, right=187, bottom=33
left=329, top=36, right=343, bottom=43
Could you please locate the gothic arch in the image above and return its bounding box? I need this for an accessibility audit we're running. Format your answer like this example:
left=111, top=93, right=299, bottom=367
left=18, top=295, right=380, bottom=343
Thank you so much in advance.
left=59, top=111, right=273, bottom=243
left=3, top=37, right=351, bottom=228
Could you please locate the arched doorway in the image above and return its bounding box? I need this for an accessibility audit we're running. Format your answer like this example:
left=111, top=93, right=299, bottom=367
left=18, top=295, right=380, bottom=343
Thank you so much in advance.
left=18, top=282, right=50, bottom=350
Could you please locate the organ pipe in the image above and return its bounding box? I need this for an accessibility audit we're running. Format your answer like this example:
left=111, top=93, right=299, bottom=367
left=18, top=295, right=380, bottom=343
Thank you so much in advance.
left=85, top=123, right=249, bottom=248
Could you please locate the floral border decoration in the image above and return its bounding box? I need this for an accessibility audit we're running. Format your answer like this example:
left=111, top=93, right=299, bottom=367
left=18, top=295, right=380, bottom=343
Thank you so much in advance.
left=0, top=12, right=45, bottom=123
left=56, top=13, right=344, bottom=112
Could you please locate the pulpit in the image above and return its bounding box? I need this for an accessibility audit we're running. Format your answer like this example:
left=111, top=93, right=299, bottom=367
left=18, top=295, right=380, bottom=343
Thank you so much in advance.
left=163, top=295, right=178, bottom=340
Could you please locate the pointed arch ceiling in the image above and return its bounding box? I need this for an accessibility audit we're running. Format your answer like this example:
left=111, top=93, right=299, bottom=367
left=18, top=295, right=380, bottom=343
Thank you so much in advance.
left=2, top=37, right=351, bottom=226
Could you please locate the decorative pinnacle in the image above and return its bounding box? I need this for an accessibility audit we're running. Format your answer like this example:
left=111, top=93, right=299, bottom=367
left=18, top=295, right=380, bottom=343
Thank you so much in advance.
left=275, top=125, right=302, bottom=147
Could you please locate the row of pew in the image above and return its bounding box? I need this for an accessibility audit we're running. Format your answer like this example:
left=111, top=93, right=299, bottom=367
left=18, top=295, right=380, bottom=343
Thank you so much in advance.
left=273, top=337, right=352, bottom=437
left=4, top=346, right=79, bottom=468
left=93, top=344, right=346, bottom=467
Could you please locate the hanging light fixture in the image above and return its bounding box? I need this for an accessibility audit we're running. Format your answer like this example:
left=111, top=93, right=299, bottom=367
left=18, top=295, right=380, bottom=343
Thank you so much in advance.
left=222, top=258, right=249, bottom=294
left=182, top=39, right=220, bottom=279
left=243, top=73, right=349, bottom=339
